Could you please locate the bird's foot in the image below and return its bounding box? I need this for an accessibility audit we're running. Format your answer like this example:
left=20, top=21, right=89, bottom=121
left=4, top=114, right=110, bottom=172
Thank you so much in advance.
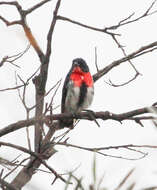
left=83, top=109, right=100, bottom=127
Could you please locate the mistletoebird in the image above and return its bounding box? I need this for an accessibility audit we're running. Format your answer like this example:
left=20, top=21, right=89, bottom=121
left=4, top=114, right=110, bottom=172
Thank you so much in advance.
left=60, top=58, right=94, bottom=128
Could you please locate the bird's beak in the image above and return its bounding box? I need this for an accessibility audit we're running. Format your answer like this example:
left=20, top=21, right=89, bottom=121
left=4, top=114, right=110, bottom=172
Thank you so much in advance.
left=73, top=61, right=79, bottom=67
left=72, top=66, right=82, bottom=73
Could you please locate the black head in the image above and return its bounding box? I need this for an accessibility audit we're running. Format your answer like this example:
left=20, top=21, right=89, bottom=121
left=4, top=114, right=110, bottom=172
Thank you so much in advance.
left=72, top=58, right=89, bottom=72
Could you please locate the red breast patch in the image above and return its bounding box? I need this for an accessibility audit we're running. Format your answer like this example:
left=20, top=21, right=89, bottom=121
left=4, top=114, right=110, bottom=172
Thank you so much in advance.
left=70, top=69, right=93, bottom=87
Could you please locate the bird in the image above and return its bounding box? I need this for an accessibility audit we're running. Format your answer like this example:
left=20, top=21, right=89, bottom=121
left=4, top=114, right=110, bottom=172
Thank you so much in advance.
left=60, top=58, right=94, bottom=128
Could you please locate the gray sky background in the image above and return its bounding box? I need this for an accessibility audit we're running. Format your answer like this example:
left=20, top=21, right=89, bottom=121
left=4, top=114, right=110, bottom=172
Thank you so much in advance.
left=0, top=0, right=157, bottom=189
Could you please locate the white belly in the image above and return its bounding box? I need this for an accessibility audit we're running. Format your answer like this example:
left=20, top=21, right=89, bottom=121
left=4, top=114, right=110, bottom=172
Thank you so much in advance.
left=65, top=81, right=94, bottom=113
left=79, top=87, right=94, bottom=111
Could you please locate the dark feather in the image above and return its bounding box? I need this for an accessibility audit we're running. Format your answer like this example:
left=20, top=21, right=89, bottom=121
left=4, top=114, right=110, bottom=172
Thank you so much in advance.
left=77, top=82, right=87, bottom=107
left=61, top=69, right=72, bottom=113
left=60, top=69, right=74, bottom=128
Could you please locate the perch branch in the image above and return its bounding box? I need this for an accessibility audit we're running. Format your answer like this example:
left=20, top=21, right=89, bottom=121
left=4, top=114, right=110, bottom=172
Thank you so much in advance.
left=0, top=105, right=156, bottom=137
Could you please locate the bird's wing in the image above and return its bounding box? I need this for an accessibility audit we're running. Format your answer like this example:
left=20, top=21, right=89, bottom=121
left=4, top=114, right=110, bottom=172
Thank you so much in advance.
left=61, top=70, right=71, bottom=113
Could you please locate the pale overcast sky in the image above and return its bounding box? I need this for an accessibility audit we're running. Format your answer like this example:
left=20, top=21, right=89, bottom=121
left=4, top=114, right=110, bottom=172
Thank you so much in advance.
left=0, top=0, right=157, bottom=189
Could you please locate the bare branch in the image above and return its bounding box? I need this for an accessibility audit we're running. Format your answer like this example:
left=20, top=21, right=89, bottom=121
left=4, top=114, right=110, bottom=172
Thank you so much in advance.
left=94, top=47, right=99, bottom=72
left=0, top=178, right=18, bottom=190
left=111, top=34, right=141, bottom=78
left=105, top=72, right=139, bottom=87
left=57, top=0, right=157, bottom=37
left=0, top=1, right=22, bottom=9
left=56, top=142, right=148, bottom=160
left=0, top=15, right=21, bottom=26
left=46, top=0, right=61, bottom=59
left=0, top=84, right=25, bottom=92
left=93, top=41, right=157, bottom=82
left=0, top=105, right=156, bottom=137
left=30, top=79, right=61, bottom=112
left=7, top=44, right=30, bottom=63
left=0, top=45, right=30, bottom=68
left=44, top=79, right=62, bottom=115
left=56, top=143, right=157, bottom=152
left=0, top=1, right=44, bottom=59
left=142, top=187, right=157, bottom=190
left=118, top=12, right=135, bottom=25
left=0, top=141, right=70, bottom=184
left=106, top=0, right=157, bottom=30
left=33, top=0, right=62, bottom=153
left=3, top=158, right=29, bottom=180
left=24, top=0, right=52, bottom=15
left=114, top=169, right=135, bottom=190
left=0, top=118, right=36, bottom=137
left=0, top=0, right=157, bottom=188
left=56, top=15, right=119, bottom=36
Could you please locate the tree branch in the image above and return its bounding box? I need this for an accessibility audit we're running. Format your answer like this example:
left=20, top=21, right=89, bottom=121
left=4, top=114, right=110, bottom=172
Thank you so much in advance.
left=33, top=0, right=61, bottom=153
left=0, top=141, right=69, bottom=184
left=93, top=41, right=157, bottom=82
left=56, top=0, right=157, bottom=36
left=0, top=178, right=18, bottom=190
left=0, top=105, right=155, bottom=137
left=105, top=72, right=139, bottom=87
left=24, top=0, right=52, bottom=15
left=56, top=15, right=118, bottom=36
left=106, top=0, right=157, bottom=30
left=0, top=1, right=45, bottom=60
left=0, top=15, right=21, bottom=26
left=55, top=142, right=148, bottom=160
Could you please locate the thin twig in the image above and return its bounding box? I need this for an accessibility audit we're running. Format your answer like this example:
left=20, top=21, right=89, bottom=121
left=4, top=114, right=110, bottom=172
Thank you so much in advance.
left=56, top=15, right=119, bottom=36
left=44, top=79, right=62, bottom=114
left=105, top=72, right=139, bottom=87
left=0, top=141, right=70, bottom=184
left=0, top=44, right=30, bottom=68
left=24, top=0, right=52, bottom=15
left=3, top=158, right=29, bottom=180
left=0, top=178, right=18, bottom=190
left=0, top=85, right=25, bottom=92
left=56, top=142, right=148, bottom=160
left=93, top=41, right=157, bottom=82
left=94, top=47, right=99, bottom=72
left=109, top=35, right=141, bottom=86
left=106, top=0, right=157, bottom=30
left=114, top=169, right=135, bottom=190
